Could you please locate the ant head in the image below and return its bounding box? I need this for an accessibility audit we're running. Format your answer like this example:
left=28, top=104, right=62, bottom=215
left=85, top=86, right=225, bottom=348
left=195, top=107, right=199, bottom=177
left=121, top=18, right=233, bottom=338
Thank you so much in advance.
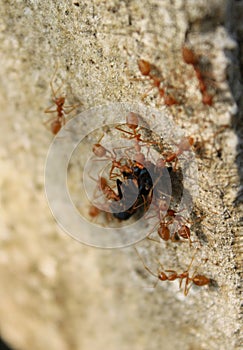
left=126, top=112, right=140, bottom=130
left=158, top=271, right=167, bottom=281
left=59, top=96, right=66, bottom=105
left=202, top=92, right=213, bottom=106
left=158, top=198, right=169, bottom=212
left=137, top=59, right=151, bottom=76
left=187, top=136, right=194, bottom=146
left=133, top=160, right=144, bottom=170
left=192, top=274, right=211, bottom=287
left=167, top=209, right=176, bottom=217
left=54, top=96, right=65, bottom=106
left=164, top=94, right=178, bottom=106
left=179, top=136, right=194, bottom=151
left=182, top=46, right=198, bottom=65
left=89, top=205, right=100, bottom=217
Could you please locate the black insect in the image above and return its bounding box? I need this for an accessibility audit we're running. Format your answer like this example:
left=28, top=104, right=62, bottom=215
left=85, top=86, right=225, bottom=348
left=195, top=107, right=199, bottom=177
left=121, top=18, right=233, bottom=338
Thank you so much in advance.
left=111, top=162, right=154, bottom=220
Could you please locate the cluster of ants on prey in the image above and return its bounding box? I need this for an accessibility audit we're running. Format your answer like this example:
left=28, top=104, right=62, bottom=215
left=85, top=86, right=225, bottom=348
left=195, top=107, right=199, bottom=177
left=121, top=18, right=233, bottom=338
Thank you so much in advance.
left=44, top=44, right=221, bottom=296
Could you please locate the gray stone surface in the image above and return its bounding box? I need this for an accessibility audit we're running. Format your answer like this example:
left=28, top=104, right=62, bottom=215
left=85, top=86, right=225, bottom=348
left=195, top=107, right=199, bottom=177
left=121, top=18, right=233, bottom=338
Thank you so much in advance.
left=0, top=1, right=242, bottom=350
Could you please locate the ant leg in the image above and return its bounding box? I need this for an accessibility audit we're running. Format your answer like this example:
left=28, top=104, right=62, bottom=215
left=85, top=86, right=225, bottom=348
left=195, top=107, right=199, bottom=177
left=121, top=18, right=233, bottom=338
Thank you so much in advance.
left=129, top=76, right=150, bottom=83
left=50, top=64, right=66, bottom=99
left=44, top=106, right=58, bottom=114
left=51, top=81, right=65, bottom=100
left=182, top=276, right=191, bottom=296
left=144, top=211, right=158, bottom=221
left=181, top=251, right=199, bottom=295
left=111, top=145, right=135, bottom=160
left=172, top=156, right=179, bottom=171
left=88, top=165, right=115, bottom=201
left=115, top=125, right=135, bottom=137
left=134, top=247, right=158, bottom=278
left=147, top=236, right=161, bottom=244
left=43, top=115, right=57, bottom=126
left=63, top=103, right=82, bottom=115
left=134, top=247, right=162, bottom=289
left=49, top=64, right=59, bottom=96
left=146, top=222, right=161, bottom=243
left=184, top=264, right=203, bottom=296
left=141, top=85, right=156, bottom=100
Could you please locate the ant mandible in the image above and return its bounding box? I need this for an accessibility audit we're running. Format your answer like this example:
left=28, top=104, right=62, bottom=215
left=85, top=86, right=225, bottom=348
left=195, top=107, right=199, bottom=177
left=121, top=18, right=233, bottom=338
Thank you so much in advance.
left=44, top=66, right=81, bottom=134
left=135, top=248, right=211, bottom=296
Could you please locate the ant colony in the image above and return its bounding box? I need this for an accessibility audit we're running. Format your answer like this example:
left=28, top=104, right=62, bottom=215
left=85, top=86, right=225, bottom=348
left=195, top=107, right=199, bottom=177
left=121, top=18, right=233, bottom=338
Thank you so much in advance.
left=65, top=109, right=211, bottom=295
left=66, top=109, right=211, bottom=295
left=83, top=112, right=194, bottom=228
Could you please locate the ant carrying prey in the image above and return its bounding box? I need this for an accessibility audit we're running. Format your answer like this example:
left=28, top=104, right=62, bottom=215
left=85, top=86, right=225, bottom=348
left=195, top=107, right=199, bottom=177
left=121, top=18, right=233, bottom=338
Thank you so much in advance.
left=89, top=112, right=177, bottom=223
left=90, top=160, right=154, bottom=221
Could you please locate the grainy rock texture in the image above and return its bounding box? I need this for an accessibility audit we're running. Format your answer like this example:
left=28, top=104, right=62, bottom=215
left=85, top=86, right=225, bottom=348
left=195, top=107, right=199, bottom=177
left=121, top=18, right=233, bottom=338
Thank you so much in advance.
left=0, top=1, right=242, bottom=350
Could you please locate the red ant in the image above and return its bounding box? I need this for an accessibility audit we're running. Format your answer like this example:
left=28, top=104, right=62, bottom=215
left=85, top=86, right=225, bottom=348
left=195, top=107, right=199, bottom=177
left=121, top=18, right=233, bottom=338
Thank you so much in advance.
left=98, top=177, right=121, bottom=201
left=138, top=59, right=163, bottom=89
left=115, top=112, right=152, bottom=163
left=155, top=136, right=194, bottom=171
left=88, top=203, right=114, bottom=222
left=182, top=46, right=214, bottom=106
left=115, top=112, right=168, bottom=165
left=135, top=248, right=211, bottom=295
left=164, top=209, right=192, bottom=241
left=88, top=176, right=122, bottom=218
left=158, top=209, right=203, bottom=245
left=115, top=113, right=143, bottom=144
left=88, top=172, right=121, bottom=204
left=88, top=204, right=101, bottom=218
left=90, top=172, right=150, bottom=221
left=92, top=139, right=134, bottom=179
left=156, top=221, right=191, bottom=243
left=164, top=136, right=194, bottom=161
left=137, top=59, right=178, bottom=106
left=147, top=205, right=192, bottom=244
left=44, top=66, right=81, bottom=134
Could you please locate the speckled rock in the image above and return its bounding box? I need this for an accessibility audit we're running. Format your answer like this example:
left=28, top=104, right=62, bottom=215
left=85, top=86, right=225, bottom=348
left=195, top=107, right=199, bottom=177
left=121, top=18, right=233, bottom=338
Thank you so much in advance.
left=0, top=1, right=242, bottom=350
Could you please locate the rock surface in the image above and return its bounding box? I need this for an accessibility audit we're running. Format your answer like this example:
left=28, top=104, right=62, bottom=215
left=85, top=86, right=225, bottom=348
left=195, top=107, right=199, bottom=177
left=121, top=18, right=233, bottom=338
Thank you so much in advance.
left=0, top=1, right=242, bottom=350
